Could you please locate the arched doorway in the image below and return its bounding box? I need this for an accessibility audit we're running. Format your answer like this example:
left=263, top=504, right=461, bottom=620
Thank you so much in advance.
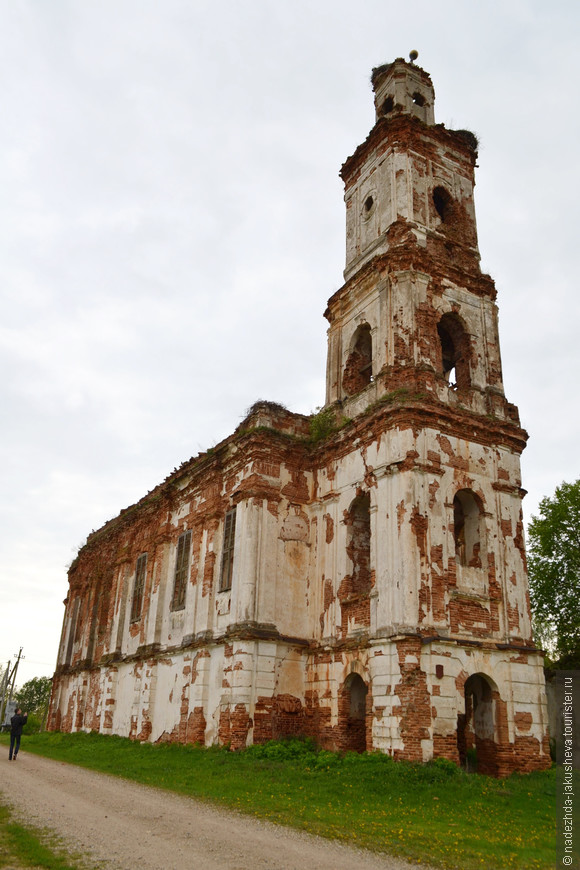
left=339, top=673, right=368, bottom=753
left=457, top=673, right=500, bottom=775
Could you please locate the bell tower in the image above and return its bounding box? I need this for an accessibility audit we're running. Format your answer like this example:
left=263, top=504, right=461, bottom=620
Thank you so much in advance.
left=314, top=55, right=550, bottom=773
left=325, top=56, right=510, bottom=426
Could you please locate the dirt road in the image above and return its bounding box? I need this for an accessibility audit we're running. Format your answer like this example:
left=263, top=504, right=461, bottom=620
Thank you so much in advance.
left=1, top=752, right=429, bottom=870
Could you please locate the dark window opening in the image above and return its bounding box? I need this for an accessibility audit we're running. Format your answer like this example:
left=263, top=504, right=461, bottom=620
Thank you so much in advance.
left=364, top=195, right=374, bottom=213
left=437, top=313, right=471, bottom=390
left=342, top=323, right=373, bottom=396
left=453, top=490, right=483, bottom=568
left=412, top=91, right=425, bottom=106
left=130, top=553, right=147, bottom=622
left=433, top=185, right=453, bottom=223
left=219, top=508, right=236, bottom=592
left=382, top=95, right=394, bottom=115
left=171, top=530, right=192, bottom=611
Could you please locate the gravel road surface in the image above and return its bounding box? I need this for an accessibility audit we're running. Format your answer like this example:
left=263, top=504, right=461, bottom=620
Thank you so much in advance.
left=0, top=752, right=430, bottom=870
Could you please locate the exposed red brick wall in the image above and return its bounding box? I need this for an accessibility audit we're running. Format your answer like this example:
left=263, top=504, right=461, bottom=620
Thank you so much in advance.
left=218, top=704, right=251, bottom=750
left=393, top=639, right=431, bottom=762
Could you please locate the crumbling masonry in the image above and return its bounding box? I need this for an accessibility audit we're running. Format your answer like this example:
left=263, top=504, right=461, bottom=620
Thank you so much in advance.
left=49, top=58, right=551, bottom=775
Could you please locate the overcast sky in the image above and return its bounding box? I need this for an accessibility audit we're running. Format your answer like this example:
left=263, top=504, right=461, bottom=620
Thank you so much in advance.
left=1, top=1, right=578, bottom=687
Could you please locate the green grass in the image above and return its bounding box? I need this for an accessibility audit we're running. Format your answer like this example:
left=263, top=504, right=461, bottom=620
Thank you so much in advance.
left=0, top=800, right=87, bottom=869
left=1, top=732, right=555, bottom=869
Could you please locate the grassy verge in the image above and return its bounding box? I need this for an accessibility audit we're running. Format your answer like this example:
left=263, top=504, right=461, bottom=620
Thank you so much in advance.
left=1, top=732, right=554, bottom=869
left=0, top=800, right=88, bottom=869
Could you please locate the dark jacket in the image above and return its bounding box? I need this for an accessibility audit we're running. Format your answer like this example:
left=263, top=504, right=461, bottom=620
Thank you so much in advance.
left=10, top=713, right=27, bottom=736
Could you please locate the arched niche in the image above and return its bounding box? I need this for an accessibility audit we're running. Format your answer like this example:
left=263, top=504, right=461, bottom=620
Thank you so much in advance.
left=346, top=492, right=371, bottom=597
left=453, top=489, right=485, bottom=569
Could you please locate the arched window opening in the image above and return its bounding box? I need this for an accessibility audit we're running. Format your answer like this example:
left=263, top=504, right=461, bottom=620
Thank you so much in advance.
left=347, top=493, right=371, bottom=597
left=433, top=185, right=454, bottom=223
left=437, top=313, right=471, bottom=390
left=453, top=489, right=483, bottom=568
left=412, top=91, right=426, bottom=106
left=342, top=323, right=373, bottom=396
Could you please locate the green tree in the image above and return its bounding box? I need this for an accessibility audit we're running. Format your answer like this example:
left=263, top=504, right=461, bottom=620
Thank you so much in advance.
left=527, top=479, right=580, bottom=666
left=14, top=676, right=52, bottom=723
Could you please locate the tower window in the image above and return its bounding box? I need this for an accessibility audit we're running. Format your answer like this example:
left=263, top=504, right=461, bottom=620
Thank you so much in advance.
left=433, top=186, right=453, bottom=223
left=364, top=195, right=374, bottom=213
left=437, top=313, right=471, bottom=390
left=219, top=507, right=236, bottom=592
left=381, top=96, right=394, bottom=115
left=342, top=323, right=373, bottom=396
left=453, top=490, right=483, bottom=568
left=412, top=91, right=425, bottom=106
left=171, top=530, right=192, bottom=611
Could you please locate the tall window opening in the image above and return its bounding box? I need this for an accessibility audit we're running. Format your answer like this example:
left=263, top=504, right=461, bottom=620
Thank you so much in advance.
left=453, top=489, right=483, bottom=568
left=171, top=530, right=192, bottom=611
left=130, top=554, right=147, bottom=622
left=437, top=313, right=471, bottom=390
left=219, top=507, right=236, bottom=592
left=342, top=323, right=373, bottom=396
left=433, top=185, right=454, bottom=223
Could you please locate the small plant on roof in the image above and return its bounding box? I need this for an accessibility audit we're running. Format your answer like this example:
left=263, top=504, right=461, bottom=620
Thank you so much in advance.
left=309, top=406, right=339, bottom=443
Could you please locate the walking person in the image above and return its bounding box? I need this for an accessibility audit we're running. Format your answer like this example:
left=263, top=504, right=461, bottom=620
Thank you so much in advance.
left=8, top=708, right=28, bottom=760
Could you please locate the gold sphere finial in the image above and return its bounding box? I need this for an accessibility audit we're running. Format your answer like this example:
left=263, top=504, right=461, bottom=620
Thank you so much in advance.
left=409, top=50, right=419, bottom=63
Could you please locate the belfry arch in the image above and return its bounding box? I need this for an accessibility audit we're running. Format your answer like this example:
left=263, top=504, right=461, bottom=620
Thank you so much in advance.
left=437, top=312, right=471, bottom=390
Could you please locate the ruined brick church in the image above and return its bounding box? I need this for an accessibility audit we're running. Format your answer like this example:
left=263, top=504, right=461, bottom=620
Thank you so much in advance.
left=49, top=57, right=551, bottom=775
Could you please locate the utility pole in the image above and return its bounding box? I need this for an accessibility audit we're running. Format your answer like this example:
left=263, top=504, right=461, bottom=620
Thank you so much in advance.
left=0, top=648, right=24, bottom=727
left=0, top=662, right=11, bottom=727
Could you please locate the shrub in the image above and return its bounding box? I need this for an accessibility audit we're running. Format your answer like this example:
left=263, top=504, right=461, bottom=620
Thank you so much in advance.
left=245, top=737, right=319, bottom=762
left=23, top=713, right=42, bottom=734
left=309, top=407, right=338, bottom=442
